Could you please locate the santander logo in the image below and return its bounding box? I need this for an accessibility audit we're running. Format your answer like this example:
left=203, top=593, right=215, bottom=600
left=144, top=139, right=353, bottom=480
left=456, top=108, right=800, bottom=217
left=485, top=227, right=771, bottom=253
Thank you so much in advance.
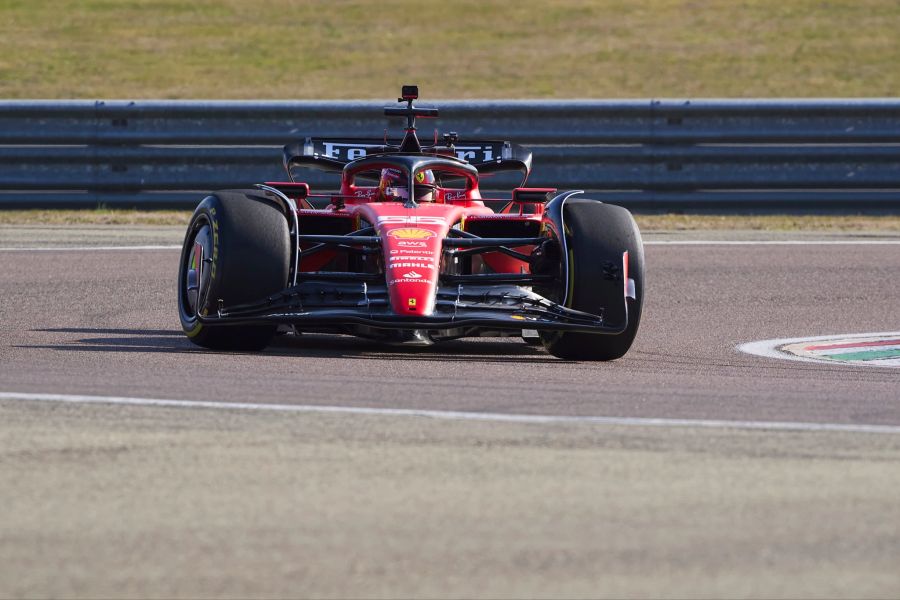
left=403, top=271, right=423, bottom=279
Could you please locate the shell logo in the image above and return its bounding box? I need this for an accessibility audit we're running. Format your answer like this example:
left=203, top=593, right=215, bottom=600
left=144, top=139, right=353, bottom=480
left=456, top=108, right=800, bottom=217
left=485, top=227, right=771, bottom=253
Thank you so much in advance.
left=387, top=228, right=435, bottom=240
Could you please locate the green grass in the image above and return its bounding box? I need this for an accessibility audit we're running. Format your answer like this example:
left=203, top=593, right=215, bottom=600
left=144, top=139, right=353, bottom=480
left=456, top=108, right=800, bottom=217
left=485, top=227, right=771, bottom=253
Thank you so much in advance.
left=1, top=0, right=898, bottom=99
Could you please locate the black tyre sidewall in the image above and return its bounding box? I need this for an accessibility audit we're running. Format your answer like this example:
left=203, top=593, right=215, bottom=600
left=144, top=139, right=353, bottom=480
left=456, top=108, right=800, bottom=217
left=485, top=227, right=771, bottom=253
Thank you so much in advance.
left=541, top=199, right=645, bottom=360
left=177, top=191, right=290, bottom=350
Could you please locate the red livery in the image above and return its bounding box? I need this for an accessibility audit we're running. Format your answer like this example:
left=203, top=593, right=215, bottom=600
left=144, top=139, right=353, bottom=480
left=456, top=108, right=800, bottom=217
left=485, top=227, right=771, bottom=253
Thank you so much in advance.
left=177, top=86, right=645, bottom=359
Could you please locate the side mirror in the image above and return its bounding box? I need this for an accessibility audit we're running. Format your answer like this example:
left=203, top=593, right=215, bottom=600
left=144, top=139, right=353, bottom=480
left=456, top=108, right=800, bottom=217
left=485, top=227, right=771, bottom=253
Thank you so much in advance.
left=263, top=181, right=309, bottom=199
left=512, top=187, right=556, bottom=203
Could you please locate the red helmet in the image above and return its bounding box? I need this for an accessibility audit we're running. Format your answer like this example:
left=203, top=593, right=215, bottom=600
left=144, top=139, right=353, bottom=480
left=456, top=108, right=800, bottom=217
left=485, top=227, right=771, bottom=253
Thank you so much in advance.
left=378, top=168, right=435, bottom=202
left=413, top=169, right=436, bottom=201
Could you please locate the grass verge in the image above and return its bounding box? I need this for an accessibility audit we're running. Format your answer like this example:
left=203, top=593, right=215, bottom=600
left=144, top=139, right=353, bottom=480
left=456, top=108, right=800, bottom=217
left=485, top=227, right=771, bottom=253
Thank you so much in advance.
left=1, top=0, right=898, bottom=99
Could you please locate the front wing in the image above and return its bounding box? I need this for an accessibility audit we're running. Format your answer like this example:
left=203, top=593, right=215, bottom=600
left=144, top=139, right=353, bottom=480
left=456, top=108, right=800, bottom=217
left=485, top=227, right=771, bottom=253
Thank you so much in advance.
left=197, top=281, right=629, bottom=335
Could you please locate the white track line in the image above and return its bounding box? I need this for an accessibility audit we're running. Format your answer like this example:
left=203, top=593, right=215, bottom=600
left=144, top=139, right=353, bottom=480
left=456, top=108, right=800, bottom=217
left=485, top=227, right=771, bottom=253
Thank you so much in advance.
left=738, top=331, right=900, bottom=368
left=2, top=391, right=899, bottom=435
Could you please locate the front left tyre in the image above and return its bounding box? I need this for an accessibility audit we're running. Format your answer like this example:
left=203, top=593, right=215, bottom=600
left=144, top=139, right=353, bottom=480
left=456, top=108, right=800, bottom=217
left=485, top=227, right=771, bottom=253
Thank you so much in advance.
left=177, top=190, right=290, bottom=350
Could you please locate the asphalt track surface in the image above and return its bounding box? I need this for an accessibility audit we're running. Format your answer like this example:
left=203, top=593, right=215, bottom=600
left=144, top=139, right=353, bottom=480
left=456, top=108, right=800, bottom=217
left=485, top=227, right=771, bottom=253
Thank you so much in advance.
left=1, top=225, right=899, bottom=598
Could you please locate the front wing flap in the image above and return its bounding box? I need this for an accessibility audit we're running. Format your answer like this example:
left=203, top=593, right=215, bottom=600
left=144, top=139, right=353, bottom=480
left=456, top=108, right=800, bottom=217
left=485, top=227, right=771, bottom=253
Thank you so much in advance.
left=197, top=280, right=629, bottom=335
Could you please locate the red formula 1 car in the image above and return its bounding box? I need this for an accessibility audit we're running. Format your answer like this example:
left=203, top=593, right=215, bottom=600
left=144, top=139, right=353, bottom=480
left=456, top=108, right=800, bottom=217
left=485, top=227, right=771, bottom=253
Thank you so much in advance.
left=177, top=86, right=644, bottom=359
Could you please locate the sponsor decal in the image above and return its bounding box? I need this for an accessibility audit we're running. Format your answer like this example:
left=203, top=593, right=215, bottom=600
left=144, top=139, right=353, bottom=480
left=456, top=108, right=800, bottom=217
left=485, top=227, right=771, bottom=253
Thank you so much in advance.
left=443, top=190, right=467, bottom=201
left=389, top=277, right=428, bottom=285
left=311, top=140, right=501, bottom=164
left=389, top=255, right=435, bottom=262
left=388, top=228, right=435, bottom=240
left=389, top=249, right=434, bottom=255
left=378, top=216, right=446, bottom=225
left=318, top=142, right=369, bottom=161
left=354, top=189, right=376, bottom=198
left=390, top=262, right=435, bottom=270
left=397, top=240, right=427, bottom=248
left=455, top=145, right=495, bottom=162
left=408, top=298, right=417, bottom=308
left=402, top=271, right=423, bottom=279
left=210, top=217, right=219, bottom=280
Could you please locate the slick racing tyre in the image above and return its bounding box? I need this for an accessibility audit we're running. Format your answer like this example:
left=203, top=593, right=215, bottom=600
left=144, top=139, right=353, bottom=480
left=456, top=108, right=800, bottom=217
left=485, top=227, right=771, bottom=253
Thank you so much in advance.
left=177, top=190, right=290, bottom=351
left=540, top=199, right=644, bottom=360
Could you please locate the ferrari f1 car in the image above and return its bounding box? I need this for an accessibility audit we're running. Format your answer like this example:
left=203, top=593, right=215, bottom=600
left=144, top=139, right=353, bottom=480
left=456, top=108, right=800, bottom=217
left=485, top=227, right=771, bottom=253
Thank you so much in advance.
left=177, top=86, right=644, bottom=359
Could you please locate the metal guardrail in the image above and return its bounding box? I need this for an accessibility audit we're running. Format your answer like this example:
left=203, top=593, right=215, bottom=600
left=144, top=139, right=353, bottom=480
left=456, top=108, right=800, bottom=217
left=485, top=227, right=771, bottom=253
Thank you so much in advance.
left=2, top=99, right=899, bottom=209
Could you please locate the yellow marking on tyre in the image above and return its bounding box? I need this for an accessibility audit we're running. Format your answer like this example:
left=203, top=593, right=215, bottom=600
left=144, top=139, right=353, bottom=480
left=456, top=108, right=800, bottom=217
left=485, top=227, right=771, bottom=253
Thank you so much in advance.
left=185, top=307, right=207, bottom=337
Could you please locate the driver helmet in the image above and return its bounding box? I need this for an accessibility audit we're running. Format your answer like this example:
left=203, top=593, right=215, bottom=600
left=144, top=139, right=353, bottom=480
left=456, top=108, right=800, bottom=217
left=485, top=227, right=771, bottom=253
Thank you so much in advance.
left=378, top=168, right=435, bottom=202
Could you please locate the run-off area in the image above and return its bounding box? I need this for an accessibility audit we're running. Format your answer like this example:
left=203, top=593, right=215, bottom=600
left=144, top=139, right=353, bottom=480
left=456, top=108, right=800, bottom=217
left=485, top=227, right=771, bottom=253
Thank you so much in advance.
left=1, top=237, right=899, bottom=597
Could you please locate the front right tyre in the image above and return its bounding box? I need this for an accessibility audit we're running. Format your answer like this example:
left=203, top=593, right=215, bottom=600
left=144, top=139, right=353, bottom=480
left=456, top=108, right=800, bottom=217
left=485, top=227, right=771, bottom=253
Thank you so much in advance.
left=540, top=199, right=645, bottom=360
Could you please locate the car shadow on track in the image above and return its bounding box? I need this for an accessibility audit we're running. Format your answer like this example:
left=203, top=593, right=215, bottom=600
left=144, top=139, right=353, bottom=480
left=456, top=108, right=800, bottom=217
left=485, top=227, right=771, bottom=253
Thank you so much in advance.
left=267, top=332, right=556, bottom=363
left=24, top=328, right=206, bottom=355
left=26, top=328, right=557, bottom=363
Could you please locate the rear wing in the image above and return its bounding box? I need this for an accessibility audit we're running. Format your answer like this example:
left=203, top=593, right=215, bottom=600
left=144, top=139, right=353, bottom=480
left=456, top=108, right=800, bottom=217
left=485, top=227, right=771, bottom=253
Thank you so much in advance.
left=283, top=137, right=533, bottom=184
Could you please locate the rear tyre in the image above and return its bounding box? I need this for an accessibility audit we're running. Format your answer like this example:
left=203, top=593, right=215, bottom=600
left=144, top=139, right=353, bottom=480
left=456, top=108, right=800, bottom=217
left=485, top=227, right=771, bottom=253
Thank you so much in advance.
left=177, top=190, right=290, bottom=351
left=540, top=199, right=644, bottom=360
